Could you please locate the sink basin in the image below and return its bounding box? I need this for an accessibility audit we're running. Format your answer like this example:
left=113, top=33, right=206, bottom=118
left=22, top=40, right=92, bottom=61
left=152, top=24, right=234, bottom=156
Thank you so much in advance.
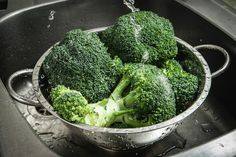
left=0, top=0, right=236, bottom=156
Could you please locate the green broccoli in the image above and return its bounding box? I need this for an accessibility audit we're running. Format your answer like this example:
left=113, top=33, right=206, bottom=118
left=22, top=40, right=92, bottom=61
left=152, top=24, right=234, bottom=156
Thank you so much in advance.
left=176, top=46, right=204, bottom=79
left=43, top=29, right=122, bottom=103
left=51, top=64, right=176, bottom=127
left=99, top=11, right=177, bottom=64
left=161, top=60, right=199, bottom=112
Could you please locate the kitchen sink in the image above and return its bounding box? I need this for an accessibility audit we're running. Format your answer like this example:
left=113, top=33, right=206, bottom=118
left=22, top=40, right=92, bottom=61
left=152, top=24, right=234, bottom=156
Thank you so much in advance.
left=0, top=0, right=236, bottom=156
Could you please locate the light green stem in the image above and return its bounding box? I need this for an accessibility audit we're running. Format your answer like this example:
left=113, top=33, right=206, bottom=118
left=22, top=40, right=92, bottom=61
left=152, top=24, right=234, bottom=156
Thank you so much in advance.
left=110, top=76, right=130, bottom=101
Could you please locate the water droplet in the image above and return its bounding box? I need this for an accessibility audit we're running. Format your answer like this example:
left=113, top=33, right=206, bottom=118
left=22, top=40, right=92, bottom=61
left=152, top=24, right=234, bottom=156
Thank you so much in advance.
left=48, top=10, right=56, bottom=21
left=141, top=51, right=149, bottom=64
left=24, top=95, right=30, bottom=99
left=213, top=115, right=220, bottom=121
left=202, top=106, right=209, bottom=111
left=39, top=84, right=45, bottom=87
left=49, top=145, right=54, bottom=149
left=44, top=65, right=50, bottom=69
left=40, top=74, right=45, bottom=79
left=28, top=89, right=35, bottom=96
left=35, top=122, right=40, bottom=126
left=200, top=123, right=214, bottom=133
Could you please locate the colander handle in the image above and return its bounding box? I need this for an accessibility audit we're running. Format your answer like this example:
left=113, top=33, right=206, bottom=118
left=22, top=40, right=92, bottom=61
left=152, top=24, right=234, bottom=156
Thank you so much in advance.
left=6, top=69, right=42, bottom=107
left=194, top=45, right=230, bottom=78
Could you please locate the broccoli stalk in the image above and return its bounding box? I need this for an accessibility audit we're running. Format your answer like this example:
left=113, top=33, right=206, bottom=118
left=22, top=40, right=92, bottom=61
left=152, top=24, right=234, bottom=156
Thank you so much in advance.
left=51, top=85, right=133, bottom=127
left=52, top=64, right=176, bottom=128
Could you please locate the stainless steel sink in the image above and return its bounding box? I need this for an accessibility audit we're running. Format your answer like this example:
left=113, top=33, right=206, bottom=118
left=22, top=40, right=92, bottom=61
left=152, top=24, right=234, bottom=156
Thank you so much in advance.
left=0, top=0, right=236, bottom=156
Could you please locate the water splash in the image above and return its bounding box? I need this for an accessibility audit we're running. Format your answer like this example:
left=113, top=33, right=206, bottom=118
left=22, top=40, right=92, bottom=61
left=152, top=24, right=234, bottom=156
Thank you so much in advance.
left=141, top=51, right=150, bottom=64
left=200, top=123, right=214, bottom=133
left=130, top=16, right=143, bottom=43
left=129, top=16, right=150, bottom=64
left=123, top=0, right=140, bottom=12
left=47, top=10, right=56, bottom=28
left=202, top=106, right=209, bottom=111
left=48, top=10, right=56, bottom=21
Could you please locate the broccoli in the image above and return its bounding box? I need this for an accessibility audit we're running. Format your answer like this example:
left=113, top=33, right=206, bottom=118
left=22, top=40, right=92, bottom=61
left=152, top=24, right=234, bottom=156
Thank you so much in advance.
left=51, top=64, right=176, bottom=127
left=99, top=11, right=177, bottom=64
left=43, top=29, right=122, bottom=103
left=176, top=46, right=204, bottom=79
left=161, top=60, right=199, bottom=112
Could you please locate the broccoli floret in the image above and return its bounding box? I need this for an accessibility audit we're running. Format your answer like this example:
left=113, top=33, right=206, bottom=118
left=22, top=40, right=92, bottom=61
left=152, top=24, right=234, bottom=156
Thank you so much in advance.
left=52, top=85, right=132, bottom=126
left=162, top=60, right=199, bottom=112
left=51, top=64, right=176, bottom=127
left=99, top=11, right=177, bottom=64
left=176, top=46, right=204, bottom=79
left=98, top=26, right=115, bottom=54
left=112, top=64, right=176, bottom=126
left=43, top=29, right=122, bottom=103
left=51, top=85, right=91, bottom=123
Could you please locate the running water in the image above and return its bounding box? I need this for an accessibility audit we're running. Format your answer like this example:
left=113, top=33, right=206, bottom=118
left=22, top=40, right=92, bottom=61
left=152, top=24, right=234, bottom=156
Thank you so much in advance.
left=48, top=10, right=56, bottom=21
left=123, top=0, right=140, bottom=12
left=47, top=10, right=56, bottom=28
left=125, top=1, right=150, bottom=64
left=130, top=16, right=143, bottom=43
left=141, top=51, right=150, bottom=64
left=129, top=16, right=150, bottom=64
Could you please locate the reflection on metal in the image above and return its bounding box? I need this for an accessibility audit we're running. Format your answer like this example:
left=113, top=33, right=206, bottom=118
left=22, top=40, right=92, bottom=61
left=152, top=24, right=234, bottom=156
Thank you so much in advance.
left=6, top=69, right=41, bottom=107
left=0, top=0, right=66, bottom=23
left=194, top=44, right=230, bottom=78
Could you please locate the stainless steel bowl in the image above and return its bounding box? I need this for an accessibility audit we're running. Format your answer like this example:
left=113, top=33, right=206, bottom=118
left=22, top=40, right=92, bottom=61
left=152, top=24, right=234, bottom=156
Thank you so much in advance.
left=7, top=27, right=230, bottom=150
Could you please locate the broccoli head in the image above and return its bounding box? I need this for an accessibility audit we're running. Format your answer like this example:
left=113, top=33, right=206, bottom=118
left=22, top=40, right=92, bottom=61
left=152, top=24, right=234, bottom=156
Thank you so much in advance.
left=99, top=11, right=178, bottom=64
left=51, top=85, right=91, bottom=123
left=43, top=29, right=122, bottom=103
left=162, top=60, right=199, bottom=112
left=51, top=85, right=132, bottom=126
left=51, top=63, right=176, bottom=128
left=114, top=63, right=176, bottom=126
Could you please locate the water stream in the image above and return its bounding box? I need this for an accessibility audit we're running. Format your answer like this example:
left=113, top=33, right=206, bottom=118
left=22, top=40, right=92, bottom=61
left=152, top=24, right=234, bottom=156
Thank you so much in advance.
left=123, top=0, right=140, bottom=12
left=47, top=10, right=56, bottom=28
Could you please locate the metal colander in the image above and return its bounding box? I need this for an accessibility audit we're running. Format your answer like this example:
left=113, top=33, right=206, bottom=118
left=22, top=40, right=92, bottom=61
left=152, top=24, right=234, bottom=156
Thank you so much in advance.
left=7, top=27, right=230, bottom=150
